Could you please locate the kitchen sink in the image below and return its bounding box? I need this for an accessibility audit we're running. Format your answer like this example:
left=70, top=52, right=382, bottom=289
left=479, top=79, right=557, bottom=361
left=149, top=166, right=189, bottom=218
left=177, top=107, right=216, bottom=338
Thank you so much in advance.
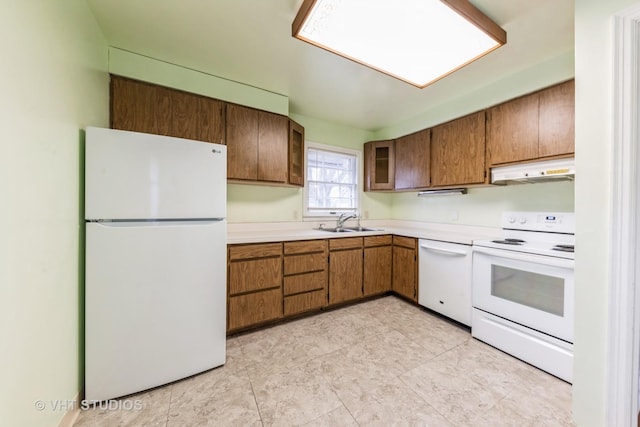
left=316, top=226, right=380, bottom=233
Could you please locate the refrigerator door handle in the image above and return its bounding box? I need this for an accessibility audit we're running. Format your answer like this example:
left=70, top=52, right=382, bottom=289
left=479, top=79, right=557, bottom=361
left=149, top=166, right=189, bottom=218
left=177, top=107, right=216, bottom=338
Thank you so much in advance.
left=88, top=219, right=226, bottom=227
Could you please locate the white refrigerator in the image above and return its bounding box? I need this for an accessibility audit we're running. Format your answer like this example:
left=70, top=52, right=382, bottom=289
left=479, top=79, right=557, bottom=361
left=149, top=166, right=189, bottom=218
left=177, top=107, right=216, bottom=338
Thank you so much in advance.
left=84, top=127, right=227, bottom=402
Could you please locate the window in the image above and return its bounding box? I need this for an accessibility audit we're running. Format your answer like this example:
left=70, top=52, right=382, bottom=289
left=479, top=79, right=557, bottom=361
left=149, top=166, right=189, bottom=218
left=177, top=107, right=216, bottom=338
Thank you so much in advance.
left=304, top=142, right=360, bottom=217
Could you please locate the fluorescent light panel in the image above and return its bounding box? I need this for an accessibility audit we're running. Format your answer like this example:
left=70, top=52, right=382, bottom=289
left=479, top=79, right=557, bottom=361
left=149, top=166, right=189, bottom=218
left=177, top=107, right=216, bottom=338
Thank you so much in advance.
left=293, top=0, right=506, bottom=88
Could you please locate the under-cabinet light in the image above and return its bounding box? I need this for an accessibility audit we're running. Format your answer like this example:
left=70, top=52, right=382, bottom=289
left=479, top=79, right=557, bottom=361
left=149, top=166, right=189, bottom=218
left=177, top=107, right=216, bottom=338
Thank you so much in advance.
left=417, top=188, right=467, bottom=196
left=292, top=0, right=507, bottom=88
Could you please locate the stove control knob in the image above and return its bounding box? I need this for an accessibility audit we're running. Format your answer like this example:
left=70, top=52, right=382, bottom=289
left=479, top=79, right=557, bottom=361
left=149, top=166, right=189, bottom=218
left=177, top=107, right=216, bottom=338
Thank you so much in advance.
left=519, top=217, right=527, bottom=224
left=507, top=216, right=516, bottom=224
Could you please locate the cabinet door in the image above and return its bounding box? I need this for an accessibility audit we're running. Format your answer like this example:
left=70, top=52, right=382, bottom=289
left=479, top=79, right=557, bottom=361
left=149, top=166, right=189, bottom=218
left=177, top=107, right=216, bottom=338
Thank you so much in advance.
left=228, top=289, right=282, bottom=331
left=364, top=140, right=395, bottom=191
left=431, top=111, right=486, bottom=186
left=329, top=249, right=363, bottom=305
left=258, top=111, right=288, bottom=183
left=111, top=76, right=159, bottom=134
left=363, top=245, right=392, bottom=296
left=487, top=92, right=539, bottom=165
left=538, top=80, right=575, bottom=158
left=288, top=119, right=305, bottom=186
left=393, top=245, right=417, bottom=302
left=395, top=129, right=430, bottom=190
left=171, top=90, right=199, bottom=141
left=194, top=96, right=225, bottom=145
left=226, top=104, right=259, bottom=180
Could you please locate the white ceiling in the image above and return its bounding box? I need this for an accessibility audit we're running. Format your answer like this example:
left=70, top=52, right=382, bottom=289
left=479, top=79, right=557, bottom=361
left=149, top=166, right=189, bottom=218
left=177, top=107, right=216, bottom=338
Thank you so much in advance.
left=86, top=0, right=574, bottom=132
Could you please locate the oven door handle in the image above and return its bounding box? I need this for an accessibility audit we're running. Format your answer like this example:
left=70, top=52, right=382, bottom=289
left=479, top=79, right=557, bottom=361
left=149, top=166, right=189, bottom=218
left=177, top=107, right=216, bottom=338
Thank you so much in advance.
left=472, top=245, right=574, bottom=268
left=419, top=243, right=468, bottom=256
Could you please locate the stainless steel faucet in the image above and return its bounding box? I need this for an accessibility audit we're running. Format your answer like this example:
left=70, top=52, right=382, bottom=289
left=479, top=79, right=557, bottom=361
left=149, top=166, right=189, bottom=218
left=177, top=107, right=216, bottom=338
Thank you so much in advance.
left=336, top=212, right=358, bottom=229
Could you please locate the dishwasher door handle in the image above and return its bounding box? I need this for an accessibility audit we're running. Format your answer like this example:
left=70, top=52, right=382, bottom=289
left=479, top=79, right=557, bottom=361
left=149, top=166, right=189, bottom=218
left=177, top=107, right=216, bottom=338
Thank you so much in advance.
left=419, top=244, right=468, bottom=256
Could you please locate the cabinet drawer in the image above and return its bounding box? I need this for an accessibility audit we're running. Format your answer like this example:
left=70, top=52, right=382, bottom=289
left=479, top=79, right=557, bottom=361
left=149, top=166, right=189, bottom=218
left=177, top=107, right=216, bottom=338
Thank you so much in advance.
left=284, top=289, right=326, bottom=316
left=228, top=288, right=282, bottom=331
left=228, top=257, right=282, bottom=295
left=229, top=243, right=282, bottom=260
left=284, top=240, right=327, bottom=255
left=284, top=271, right=326, bottom=295
left=329, top=237, right=363, bottom=250
left=393, top=235, right=416, bottom=249
left=284, top=252, right=326, bottom=275
left=364, top=235, right=392, bottom=247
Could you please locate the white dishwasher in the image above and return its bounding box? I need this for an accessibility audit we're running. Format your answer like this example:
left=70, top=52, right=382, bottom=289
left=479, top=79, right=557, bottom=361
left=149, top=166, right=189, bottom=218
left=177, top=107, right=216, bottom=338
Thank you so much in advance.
left=418, top=239, right=472, bottom=326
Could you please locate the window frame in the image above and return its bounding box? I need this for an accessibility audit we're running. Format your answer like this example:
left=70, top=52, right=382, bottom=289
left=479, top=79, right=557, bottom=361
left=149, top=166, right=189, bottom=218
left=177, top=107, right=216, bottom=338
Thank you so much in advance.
left=303, top=141, right=361, bottom=219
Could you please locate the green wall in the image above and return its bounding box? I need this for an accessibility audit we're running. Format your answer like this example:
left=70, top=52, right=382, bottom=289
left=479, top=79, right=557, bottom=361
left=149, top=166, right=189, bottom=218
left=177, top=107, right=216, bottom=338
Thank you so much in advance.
left=0, top=1, right=109, bottom=426
left=392, top=181, right=574, bottom=227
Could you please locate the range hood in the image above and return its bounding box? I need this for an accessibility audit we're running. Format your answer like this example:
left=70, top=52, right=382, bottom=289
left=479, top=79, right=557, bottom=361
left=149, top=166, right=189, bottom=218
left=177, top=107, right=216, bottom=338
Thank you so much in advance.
left=491, top=158, right=575, bottom=184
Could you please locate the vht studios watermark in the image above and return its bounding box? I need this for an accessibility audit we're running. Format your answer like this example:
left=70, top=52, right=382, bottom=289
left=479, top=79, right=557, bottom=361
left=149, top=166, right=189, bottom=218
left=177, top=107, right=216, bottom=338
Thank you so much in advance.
left=34, top=399, right=143, bottom=412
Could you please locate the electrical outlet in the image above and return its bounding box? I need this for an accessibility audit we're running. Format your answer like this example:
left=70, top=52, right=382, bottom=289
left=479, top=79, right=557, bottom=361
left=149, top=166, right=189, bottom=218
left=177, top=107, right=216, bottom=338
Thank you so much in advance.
left=293, top=210, right=299, bottom=220
left=363, top=210, right=369, bottom=220
left=450, top=210, right=459, bottom=221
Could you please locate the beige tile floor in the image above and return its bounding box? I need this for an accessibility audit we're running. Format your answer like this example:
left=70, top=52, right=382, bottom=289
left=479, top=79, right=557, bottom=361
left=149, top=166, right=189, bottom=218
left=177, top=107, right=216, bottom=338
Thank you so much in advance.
left=74, top=296, right=573, bottom=426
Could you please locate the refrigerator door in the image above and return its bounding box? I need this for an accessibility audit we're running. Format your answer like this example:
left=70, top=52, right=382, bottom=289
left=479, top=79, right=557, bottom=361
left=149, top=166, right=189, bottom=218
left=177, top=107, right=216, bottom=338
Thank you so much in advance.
left=85, top=220, right=226, bottom=402
left=85, top=127, right=226, bottom=220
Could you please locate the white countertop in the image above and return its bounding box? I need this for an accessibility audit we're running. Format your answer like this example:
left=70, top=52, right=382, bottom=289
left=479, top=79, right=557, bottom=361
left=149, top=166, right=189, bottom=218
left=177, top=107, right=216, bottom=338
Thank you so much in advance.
left=227, top=220, right=500, bottom=246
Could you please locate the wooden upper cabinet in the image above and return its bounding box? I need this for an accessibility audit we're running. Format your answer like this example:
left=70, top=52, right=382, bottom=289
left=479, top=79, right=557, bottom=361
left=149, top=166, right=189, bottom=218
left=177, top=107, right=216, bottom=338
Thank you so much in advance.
left=487, top=80, right=575, bottom=166
left=487, top=92, right=539, bottom=165
left=226, top=103, right=259, bottom=181
left=364, top=140, right=395, bottom=191
left=538, top=79, right=575, bottom=158
left=111, top=76, right=158, bottom=134
left=226, top=104, right=289, bottom=183
left=288, top=119, right=305, bottom=186
left=431, top=111, right=486, bottom=187
left=110, top=75, right=225, bottom=144
left=395, top=129, right=430, bottom=190
left=258, top=111, right=288, bottom=183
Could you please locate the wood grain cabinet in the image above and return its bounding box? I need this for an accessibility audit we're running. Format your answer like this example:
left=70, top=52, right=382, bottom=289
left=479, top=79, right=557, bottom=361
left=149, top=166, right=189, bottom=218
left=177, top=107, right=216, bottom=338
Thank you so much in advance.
left=363, top=235, right=392, bottom=296
left=394, top=129, right=431, bottom=190
left=283, top=240, right=327, bottom=316
left=364, top=140, right=395, bottom=191
left=226, top=104, right=289, bottom=183
left=328, top=237, right=364, bottom=305
left=487, top=79, right=574, bottom=166
left=431, top=111, right=486, bottom=186
left=392, top=236, right=418, bottom=302
left=288, top=119, right=305, bottom=186
left=227, top=243, right=283, bottom=331
left=110, top=75, right=225, bottom=144
left=538, top=79, right=575, bottom=158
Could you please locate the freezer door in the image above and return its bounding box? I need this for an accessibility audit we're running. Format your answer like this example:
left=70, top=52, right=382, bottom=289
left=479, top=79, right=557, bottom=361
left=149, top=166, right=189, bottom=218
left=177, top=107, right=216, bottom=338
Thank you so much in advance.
left=85, top=220, right=226, bottom=402
left=85, top=127, right=226, bottom=220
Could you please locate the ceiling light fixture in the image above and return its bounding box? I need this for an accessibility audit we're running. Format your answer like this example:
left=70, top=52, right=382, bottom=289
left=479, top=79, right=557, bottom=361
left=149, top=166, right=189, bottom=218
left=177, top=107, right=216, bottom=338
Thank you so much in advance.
left=292, top=0, right=506, bottom=88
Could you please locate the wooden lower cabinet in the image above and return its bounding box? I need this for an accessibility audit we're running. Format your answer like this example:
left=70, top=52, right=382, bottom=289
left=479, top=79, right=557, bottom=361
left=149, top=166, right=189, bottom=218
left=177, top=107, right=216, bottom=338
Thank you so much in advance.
left=392, top=236, right=418, bottom=302
left=328, top=237, right=363, bottom=305
left=283, top=240, right=328, bottom=316
left=363, top=235, right=392, bottom=296
left=228, top=288, right=282, bottom=331
left=226, top=234, right=420, bottom=333
left=227, top=243, right=283, bottom=331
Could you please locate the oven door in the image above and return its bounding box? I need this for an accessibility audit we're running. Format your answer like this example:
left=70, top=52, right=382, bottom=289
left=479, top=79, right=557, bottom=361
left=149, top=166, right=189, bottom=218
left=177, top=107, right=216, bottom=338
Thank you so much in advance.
left=472, top=246, right=574, bottom=343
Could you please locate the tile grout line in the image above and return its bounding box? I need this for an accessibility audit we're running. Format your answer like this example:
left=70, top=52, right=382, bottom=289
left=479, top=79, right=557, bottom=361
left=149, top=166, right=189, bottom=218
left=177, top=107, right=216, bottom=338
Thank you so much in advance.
left=163, top=384, right=174, bottom=427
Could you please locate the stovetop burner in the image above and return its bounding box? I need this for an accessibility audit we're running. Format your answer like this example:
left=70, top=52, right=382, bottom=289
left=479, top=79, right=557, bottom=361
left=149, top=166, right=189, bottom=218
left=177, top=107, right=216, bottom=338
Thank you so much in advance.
left=552, top=244, right=575, bottom=253
left=492, top=238, right=525, bottom=245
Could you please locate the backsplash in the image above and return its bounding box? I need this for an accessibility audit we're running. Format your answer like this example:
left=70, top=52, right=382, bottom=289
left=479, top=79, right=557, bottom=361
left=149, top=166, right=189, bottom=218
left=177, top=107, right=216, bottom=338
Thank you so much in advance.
left=227, top=180, right=574, bottom=227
